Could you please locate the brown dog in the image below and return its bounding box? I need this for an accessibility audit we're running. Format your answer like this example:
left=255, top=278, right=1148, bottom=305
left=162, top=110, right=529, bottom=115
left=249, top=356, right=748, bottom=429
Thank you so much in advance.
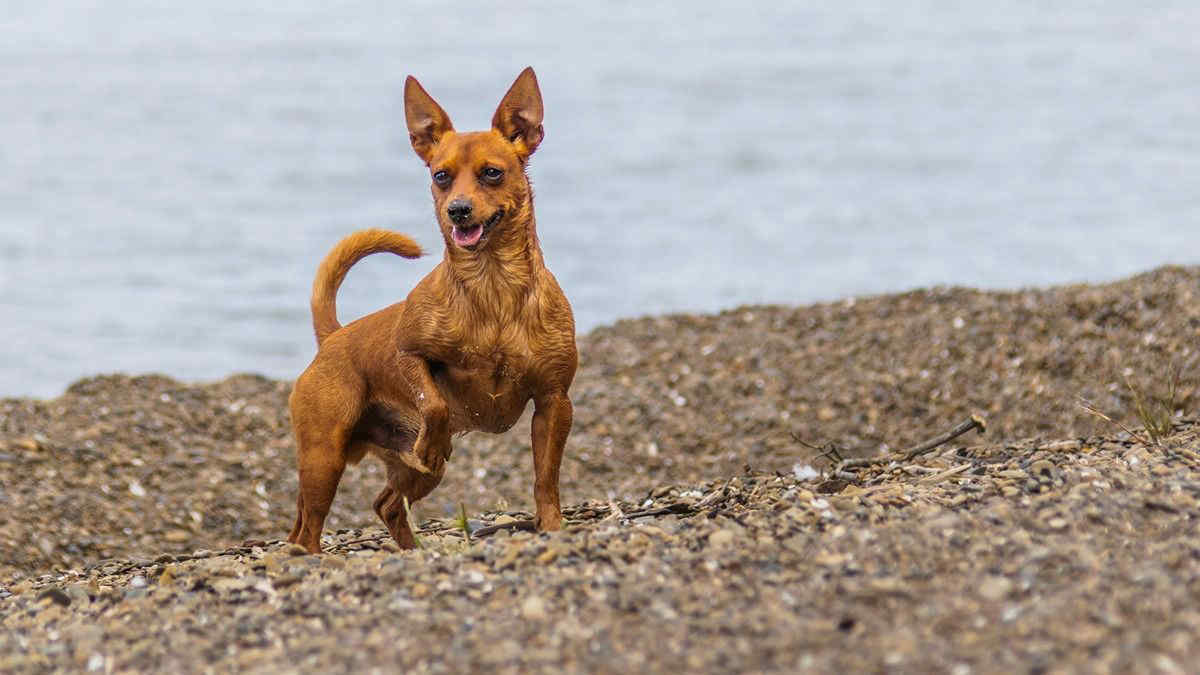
left=287, top=67, right=577, bottom=553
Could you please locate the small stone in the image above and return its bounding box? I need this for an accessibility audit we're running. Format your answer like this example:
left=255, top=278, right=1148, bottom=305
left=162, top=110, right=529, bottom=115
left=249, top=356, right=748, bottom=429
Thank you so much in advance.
left=261, top=552, right=288, bottom=574
left=271, top=573, right=303, bottom=589
left=320, top=555, right=347, bottom=570
left=1046, top=517, right=1068, bottom=531
left=814, top=551, right=848, bottom=567
left=636, top=524, right=668, bottom=538
left=708, top=529, right=736, bottom=548
left=1028, top=459, right=1057, bottom=481
left=867, top=577, right=909, bottom=596
left=535, top=546, right=561, bottom=565
left=164, top=530, right=191, bottom=543
left=411, top=583, right=431, bottom=599
left=495, top=545, right=522, bottom=570
left=37, top=538, right=55, bottom=556
left=65, top=585, right=91, bottom=605
left=285, top=543, right=310, bottom=557
left=212, top=576, right=269, bottom=596
left=978, top=576, right=1013, bottom=601
left=521, top=595, right=548, bottom=621
left=37, top=586, right=72, bottom=607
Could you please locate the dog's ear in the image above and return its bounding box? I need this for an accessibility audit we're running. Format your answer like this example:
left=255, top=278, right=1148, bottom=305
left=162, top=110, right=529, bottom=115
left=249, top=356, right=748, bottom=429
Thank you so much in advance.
left=491, top=67, right=544, bottom=159
left=405, top=76, right=454, bottom=165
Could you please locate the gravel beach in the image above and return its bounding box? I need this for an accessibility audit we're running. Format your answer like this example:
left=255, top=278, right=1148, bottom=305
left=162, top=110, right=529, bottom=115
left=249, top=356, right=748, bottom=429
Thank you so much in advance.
left=2, top=266, right=1198, bottom=673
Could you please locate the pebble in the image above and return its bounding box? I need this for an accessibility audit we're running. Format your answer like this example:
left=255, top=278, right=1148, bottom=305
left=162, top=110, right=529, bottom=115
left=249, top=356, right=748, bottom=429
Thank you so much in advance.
left=65, top=585, right=91, bottom=605
left=37, top=587, right=71, bottom=607
left=708, top=529, right=736, bottom=548
left=320, top=556, right=347, bottom=570
left=536, top=546, right=565, bottom=565
left=1028, top=460, right=1057, bottom=481
left=271, top=573, right=304, bottom=589
left=978, top=576, right=1014, bottom=601
left=521, top=595, right=548, bottom=621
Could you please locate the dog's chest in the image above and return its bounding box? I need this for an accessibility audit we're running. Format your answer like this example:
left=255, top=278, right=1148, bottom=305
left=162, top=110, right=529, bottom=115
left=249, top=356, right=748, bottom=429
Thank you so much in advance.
left=439, top=342, right=533, bottom=433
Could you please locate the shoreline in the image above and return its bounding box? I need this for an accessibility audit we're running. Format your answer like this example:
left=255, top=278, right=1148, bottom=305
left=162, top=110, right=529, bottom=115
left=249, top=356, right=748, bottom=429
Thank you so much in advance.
left=4, top=263, right=1197, bottom=404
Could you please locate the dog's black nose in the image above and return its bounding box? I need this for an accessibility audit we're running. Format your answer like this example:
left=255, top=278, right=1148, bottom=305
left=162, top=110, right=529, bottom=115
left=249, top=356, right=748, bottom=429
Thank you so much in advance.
left=447, top=199, right=473, bottom=224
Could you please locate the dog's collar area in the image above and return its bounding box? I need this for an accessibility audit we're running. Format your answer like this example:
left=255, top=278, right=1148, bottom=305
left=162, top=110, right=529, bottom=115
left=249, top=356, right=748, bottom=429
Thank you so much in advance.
left=452, top=208, right=504, bottom=250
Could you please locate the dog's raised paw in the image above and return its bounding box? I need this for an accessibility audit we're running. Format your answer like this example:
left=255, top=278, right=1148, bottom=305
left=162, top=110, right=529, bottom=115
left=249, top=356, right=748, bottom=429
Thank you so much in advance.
left=397, top=449, right=431, bottom=474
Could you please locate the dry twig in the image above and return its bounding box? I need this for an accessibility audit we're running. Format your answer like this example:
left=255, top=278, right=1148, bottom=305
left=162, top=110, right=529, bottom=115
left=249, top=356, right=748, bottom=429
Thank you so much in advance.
left=836, top=415, right=987, bottom=474
left=1078, top=397, right=1153, bottom=447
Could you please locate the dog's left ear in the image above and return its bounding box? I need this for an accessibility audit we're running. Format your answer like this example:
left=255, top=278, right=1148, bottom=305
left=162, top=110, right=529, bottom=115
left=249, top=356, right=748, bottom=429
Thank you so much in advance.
left=492, top=67, right=544, bottom=159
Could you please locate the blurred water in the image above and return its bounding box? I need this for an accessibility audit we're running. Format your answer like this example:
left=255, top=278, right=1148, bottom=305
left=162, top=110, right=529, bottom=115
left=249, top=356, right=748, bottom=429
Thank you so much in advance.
left=1, top=2, right=1197, bottom=397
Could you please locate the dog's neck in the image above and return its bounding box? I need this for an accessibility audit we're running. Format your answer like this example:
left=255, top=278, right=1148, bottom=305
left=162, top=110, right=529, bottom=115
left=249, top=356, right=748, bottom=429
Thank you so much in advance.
left=441, top=199, right=544, bottom=322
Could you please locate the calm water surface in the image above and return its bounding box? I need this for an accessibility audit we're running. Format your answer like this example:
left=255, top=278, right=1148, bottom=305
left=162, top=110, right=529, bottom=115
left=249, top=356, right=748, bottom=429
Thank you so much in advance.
left=1, top=2, right=1197, bottom=397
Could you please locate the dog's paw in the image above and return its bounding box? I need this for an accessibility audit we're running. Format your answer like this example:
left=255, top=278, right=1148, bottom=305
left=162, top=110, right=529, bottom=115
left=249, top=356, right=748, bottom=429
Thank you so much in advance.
left=534, top=510, right=562, bottom=532
left=396, top=449, right=432, bottom=475
left=409, top=433, right=450, bottom=476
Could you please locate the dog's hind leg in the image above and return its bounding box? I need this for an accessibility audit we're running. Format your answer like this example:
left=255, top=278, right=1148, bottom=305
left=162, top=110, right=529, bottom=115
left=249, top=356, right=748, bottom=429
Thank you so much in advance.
left=291, top=435, right=349, bottom=553
left=374, top=461, right=446, bottom=549
left=288, top=374, right=363, bottom=553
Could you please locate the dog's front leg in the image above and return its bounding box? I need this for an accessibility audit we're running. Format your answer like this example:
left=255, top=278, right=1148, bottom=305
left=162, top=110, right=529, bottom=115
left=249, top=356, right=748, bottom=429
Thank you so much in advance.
left=395, top=351, right=452, bottom=473
left=531, top=391, right=572, bottom=531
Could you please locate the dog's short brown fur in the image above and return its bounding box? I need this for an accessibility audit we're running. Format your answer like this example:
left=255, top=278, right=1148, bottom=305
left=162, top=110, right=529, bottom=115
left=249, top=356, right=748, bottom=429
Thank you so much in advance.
left=287, top=68, right=577, bottom=553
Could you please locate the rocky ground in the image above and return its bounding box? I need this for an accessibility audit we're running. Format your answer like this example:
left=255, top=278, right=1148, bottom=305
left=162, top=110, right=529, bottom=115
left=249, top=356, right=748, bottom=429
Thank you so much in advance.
left=1, top=265, right=1199, bottom=672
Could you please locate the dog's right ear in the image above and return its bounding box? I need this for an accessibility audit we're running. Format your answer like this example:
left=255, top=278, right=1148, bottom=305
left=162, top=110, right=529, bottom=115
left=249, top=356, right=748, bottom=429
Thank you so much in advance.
left=404, top=76, right=454, bottom=165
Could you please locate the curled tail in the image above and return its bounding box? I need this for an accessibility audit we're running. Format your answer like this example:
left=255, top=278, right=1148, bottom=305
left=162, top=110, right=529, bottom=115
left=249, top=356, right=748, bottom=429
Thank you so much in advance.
left=310, top=228, right=423, bottom=345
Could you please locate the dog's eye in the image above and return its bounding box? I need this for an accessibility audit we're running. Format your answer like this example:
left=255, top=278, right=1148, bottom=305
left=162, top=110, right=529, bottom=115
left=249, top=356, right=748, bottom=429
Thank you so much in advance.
left=481, top=167, right=504, bottom=183
left=432, top=170, right=451, bottom=187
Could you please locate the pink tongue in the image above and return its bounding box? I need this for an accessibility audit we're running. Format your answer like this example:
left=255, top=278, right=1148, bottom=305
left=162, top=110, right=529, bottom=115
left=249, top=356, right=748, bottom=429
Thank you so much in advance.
left=453, top=224, right=483, bottom=247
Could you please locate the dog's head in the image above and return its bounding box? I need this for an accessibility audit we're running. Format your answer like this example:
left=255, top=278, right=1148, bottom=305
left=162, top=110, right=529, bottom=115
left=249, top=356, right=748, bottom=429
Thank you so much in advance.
left=404, top=68, right=544, bottom=253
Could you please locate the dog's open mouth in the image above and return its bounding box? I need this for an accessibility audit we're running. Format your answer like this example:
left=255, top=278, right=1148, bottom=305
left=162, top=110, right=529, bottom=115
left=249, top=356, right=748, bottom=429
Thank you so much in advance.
left=452, top=209, right=504, bottom=250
